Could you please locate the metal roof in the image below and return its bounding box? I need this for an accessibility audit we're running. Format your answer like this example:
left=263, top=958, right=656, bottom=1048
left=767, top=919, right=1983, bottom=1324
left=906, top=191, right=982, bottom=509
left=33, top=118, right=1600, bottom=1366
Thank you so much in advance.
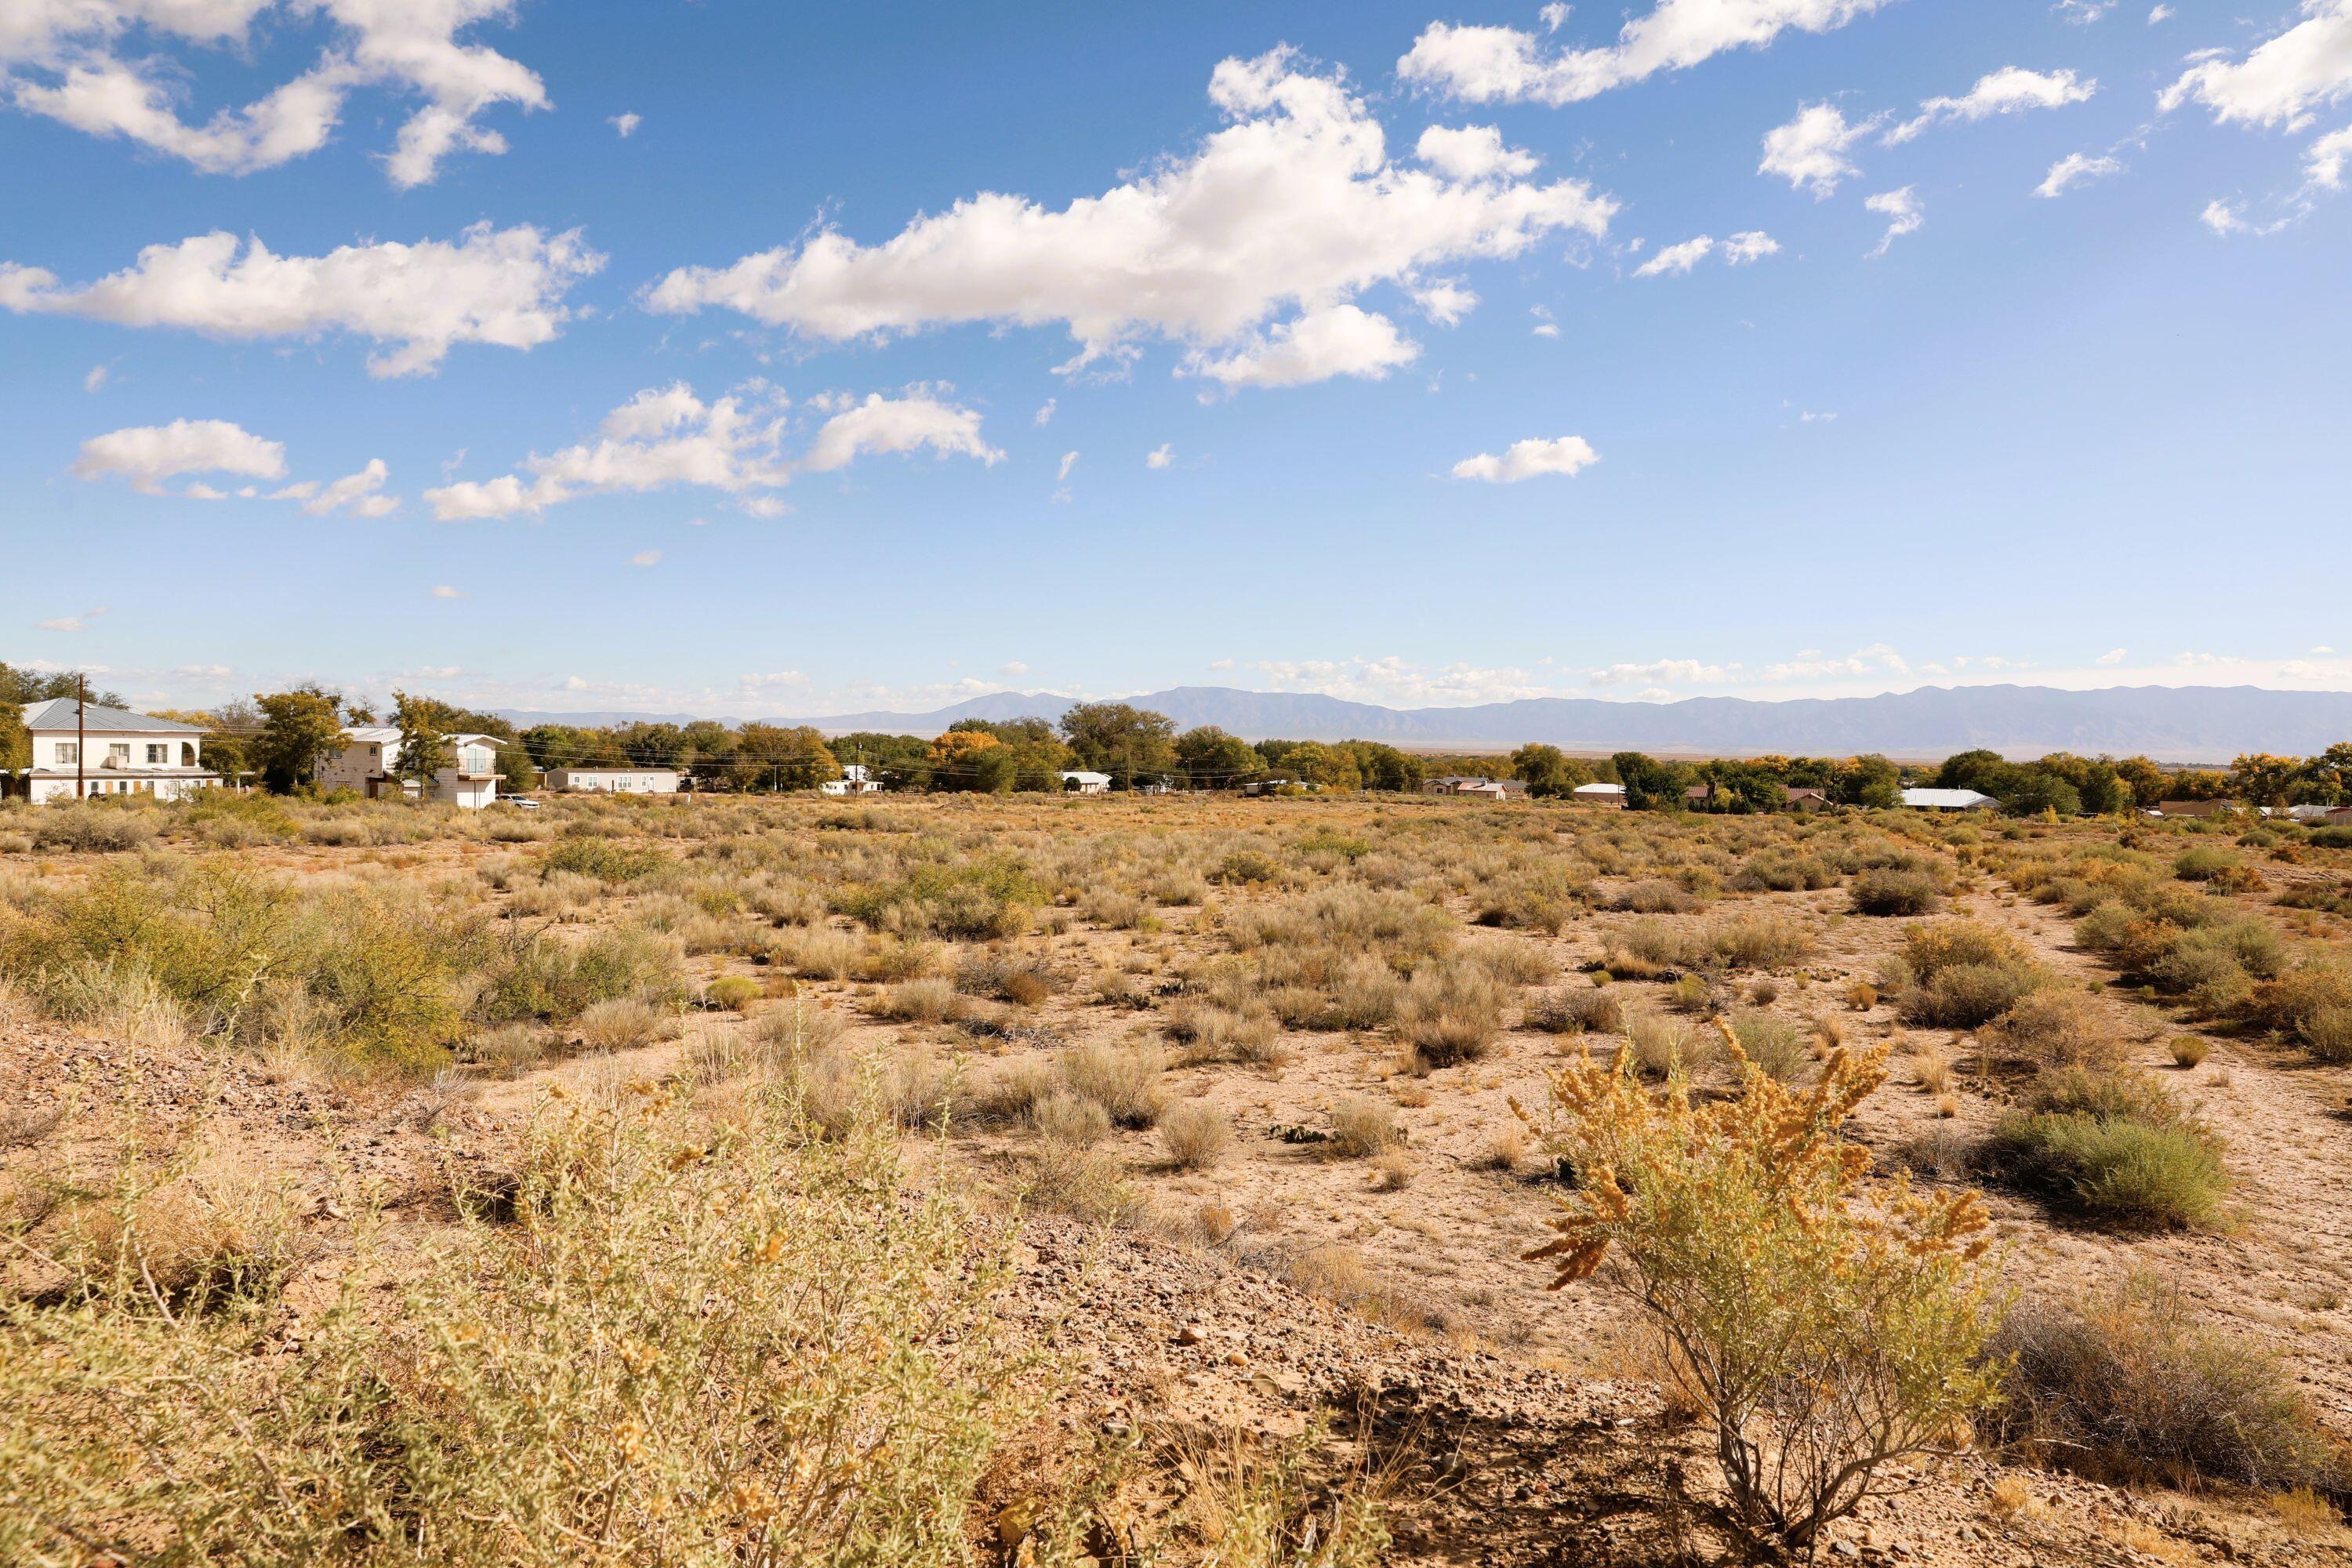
left=19, top=699, right=207, bottom=735
left=1899, top=787, right=1998, bottom=809
left=1571, top=781, right=1626, bottom=794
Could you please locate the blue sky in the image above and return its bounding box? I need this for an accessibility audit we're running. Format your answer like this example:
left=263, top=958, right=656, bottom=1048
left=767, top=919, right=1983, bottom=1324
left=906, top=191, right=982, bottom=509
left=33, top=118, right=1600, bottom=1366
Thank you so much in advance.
left=3, top=0, right=2347, bottom=718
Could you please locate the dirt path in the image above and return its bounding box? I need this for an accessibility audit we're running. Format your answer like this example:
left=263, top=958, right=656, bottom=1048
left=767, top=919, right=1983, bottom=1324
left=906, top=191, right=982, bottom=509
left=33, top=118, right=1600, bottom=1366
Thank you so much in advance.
left=1965, top=886, right=2352, bottom=1433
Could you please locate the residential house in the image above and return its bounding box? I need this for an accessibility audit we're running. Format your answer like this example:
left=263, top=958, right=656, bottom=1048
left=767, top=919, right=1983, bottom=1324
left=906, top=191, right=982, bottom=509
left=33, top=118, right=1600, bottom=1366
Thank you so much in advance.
left=1427, top=775, right=1527, bottom=799
left=11, top=699, right=222, bottom=803
left=1899, top=787, right=2001, bottom=811
left=2153, top=799, right=2241, bottom=819
left=1057, top=770, right=1112, bottom=795
left=1686, top=783, right=1835, bottom=811
left=544, top=767, right=681, bottom=795
left=819, top=764, right=882, bottom=797
left=316, top=727, right=501, bottom=809
left=1570, top=782, right=1627, bottom=807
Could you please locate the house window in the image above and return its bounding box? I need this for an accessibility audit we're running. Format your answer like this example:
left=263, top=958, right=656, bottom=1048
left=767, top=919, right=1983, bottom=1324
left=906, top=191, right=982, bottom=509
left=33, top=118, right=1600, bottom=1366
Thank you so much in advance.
left=107, top=743, right=129, bottom=767
left=147, top=744, right=168, bottom=764
left=182, top=743, right=197, bottom=767
left=56, top=742, right=78, bottom=765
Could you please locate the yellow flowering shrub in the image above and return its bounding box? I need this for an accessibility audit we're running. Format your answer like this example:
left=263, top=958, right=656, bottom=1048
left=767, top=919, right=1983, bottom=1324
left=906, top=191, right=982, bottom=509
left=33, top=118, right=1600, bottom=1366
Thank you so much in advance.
left=1523, top=1022, right=2005, bottom=1553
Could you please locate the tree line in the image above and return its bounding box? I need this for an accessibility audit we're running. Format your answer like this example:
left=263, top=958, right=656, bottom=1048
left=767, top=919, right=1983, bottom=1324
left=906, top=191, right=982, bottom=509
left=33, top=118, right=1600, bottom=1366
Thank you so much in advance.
left=7, top=662, right=2350, bottom=812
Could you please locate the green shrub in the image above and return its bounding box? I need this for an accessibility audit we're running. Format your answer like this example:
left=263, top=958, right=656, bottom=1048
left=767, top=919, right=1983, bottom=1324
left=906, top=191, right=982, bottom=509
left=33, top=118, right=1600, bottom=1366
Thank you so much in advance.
left=1904, top=962, right=2043, bottom=1029
left=2172, top=845, right=2239, bottom=882
left=1527, top=988, right=1622, bottom=1035
left=2244, top=960, right=2352, bottom=1040
left=2073, top=901, right=2136, bottom=952
left=1991, top=1274, right=2348, bottom=1492
left=702, top=975, right=764, bottom=1011
left=1394, top=959, right=1507, bottom=1067
left=2302, top=1004, right=2352, bottom=1065
left=1982, top=1071, right=2227, bottom=1229
left=1730, top=1010, right=1811, bottom=1082
left=1710, top=913, right=1815, bottom=971
left=473, top=924, right=685, bottom=1025
left=540, top=835, right=668, bottom=883
left=1849, top=867, right=1942, bottom=916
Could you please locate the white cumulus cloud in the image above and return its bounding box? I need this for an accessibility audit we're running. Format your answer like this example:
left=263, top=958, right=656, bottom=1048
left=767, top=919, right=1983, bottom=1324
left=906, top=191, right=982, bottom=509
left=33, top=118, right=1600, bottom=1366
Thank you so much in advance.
left=1145, top=443, right=1174, bottom=469
left=1412, top=278, right=1479, bottom=325
left=423, top=383, right=1000, bottom=521
left=2036, top=151, right=2123, bottom=196
left=71, top=417, right=285, bottom=493
left=1864, top=186, right=1924, bottom=255
left=2306, top=124, right=2352, bottom=187
left=1186, top=303, right=1419, bottom=389
left=282, top=457, right=398, bottom=517
left=799, top=392, right=1004, bottom=473
left=1635, top=235, right=1715, bottom=276
left=0, top=223, right=601, bottom=377
left=609, top=111, right=640, bottom=137
left=1884, top=66, right=2096, bottom=143
left=1397, top=2, right=1895, bottom=106
left=1633, top=230, right=1779, bottom=275
left=1589, top=658, right=1730, bottom=687
left=1413, top=122, right=1538, bottom=179
left=644, top=50, right=1613, bottom=387
left=2, top=0, right=550, bottom=187
left=1760, top=101, right=1878, bottom=196
left=1450, top=434, right=1599, bottom=482
left=2159, top=0, right=2352, bottom=129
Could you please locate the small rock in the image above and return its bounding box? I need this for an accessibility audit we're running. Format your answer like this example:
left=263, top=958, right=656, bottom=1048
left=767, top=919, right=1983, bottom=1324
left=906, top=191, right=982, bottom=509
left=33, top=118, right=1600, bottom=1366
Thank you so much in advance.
left=1174, top=1323, right=1203, bottom=1346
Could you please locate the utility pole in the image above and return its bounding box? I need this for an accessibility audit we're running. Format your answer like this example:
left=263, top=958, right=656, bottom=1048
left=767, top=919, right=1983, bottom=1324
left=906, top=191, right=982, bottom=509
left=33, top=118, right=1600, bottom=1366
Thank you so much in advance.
left=75, top=673, right=86, bottom=801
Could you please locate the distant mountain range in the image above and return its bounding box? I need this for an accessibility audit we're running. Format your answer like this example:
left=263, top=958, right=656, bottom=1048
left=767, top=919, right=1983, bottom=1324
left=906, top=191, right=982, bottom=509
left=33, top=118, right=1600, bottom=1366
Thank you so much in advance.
left=495, top=683, right=2352, bottom=763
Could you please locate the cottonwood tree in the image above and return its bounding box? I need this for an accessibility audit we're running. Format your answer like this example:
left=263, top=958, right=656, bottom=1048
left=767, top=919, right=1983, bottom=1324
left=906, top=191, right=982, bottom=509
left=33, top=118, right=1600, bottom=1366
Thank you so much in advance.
left=1175, top=725, right=1264, bottom=788
left=1610, top=751, right=1690, bottom=811
left=1835, top=753, right=1903, bottom=809
left=928, top=729, right=1014, bottom=793
left=1280, top=740, right=1360, bottom=790
left=1058, top=702, right=1176, bottom=788
left=1510, top=742, right=1589, bottom=798
left=251, top=685, right=347, bottom=793
left=389, top=691, right=455, bottom=797
left=732, top=724, right=840, bottom=792
left=1341, top=739, right=1425, bottom=793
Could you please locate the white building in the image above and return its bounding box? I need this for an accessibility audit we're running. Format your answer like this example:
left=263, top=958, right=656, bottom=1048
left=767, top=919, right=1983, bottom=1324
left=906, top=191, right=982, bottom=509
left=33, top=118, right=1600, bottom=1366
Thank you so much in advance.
left=1057, top=769, right=1112, bottom=795
left=545, top=766, right=681, bottom=795
left=819, top=764, right=882, bottom=797
left=1570, top=782, right=1627, bottom=806
left=13, top=699, right=222, bottom=803
left=316, top=727, right=502, bottom=809
left=1899, top=787, right=2000, bottom=811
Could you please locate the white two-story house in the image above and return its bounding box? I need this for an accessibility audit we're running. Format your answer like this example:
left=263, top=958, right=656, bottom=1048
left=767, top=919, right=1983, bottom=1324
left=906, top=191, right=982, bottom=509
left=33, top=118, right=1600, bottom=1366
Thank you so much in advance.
left=13, top=700, right=223, bottom=803
left=316, top=727, right=502, bottom=809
